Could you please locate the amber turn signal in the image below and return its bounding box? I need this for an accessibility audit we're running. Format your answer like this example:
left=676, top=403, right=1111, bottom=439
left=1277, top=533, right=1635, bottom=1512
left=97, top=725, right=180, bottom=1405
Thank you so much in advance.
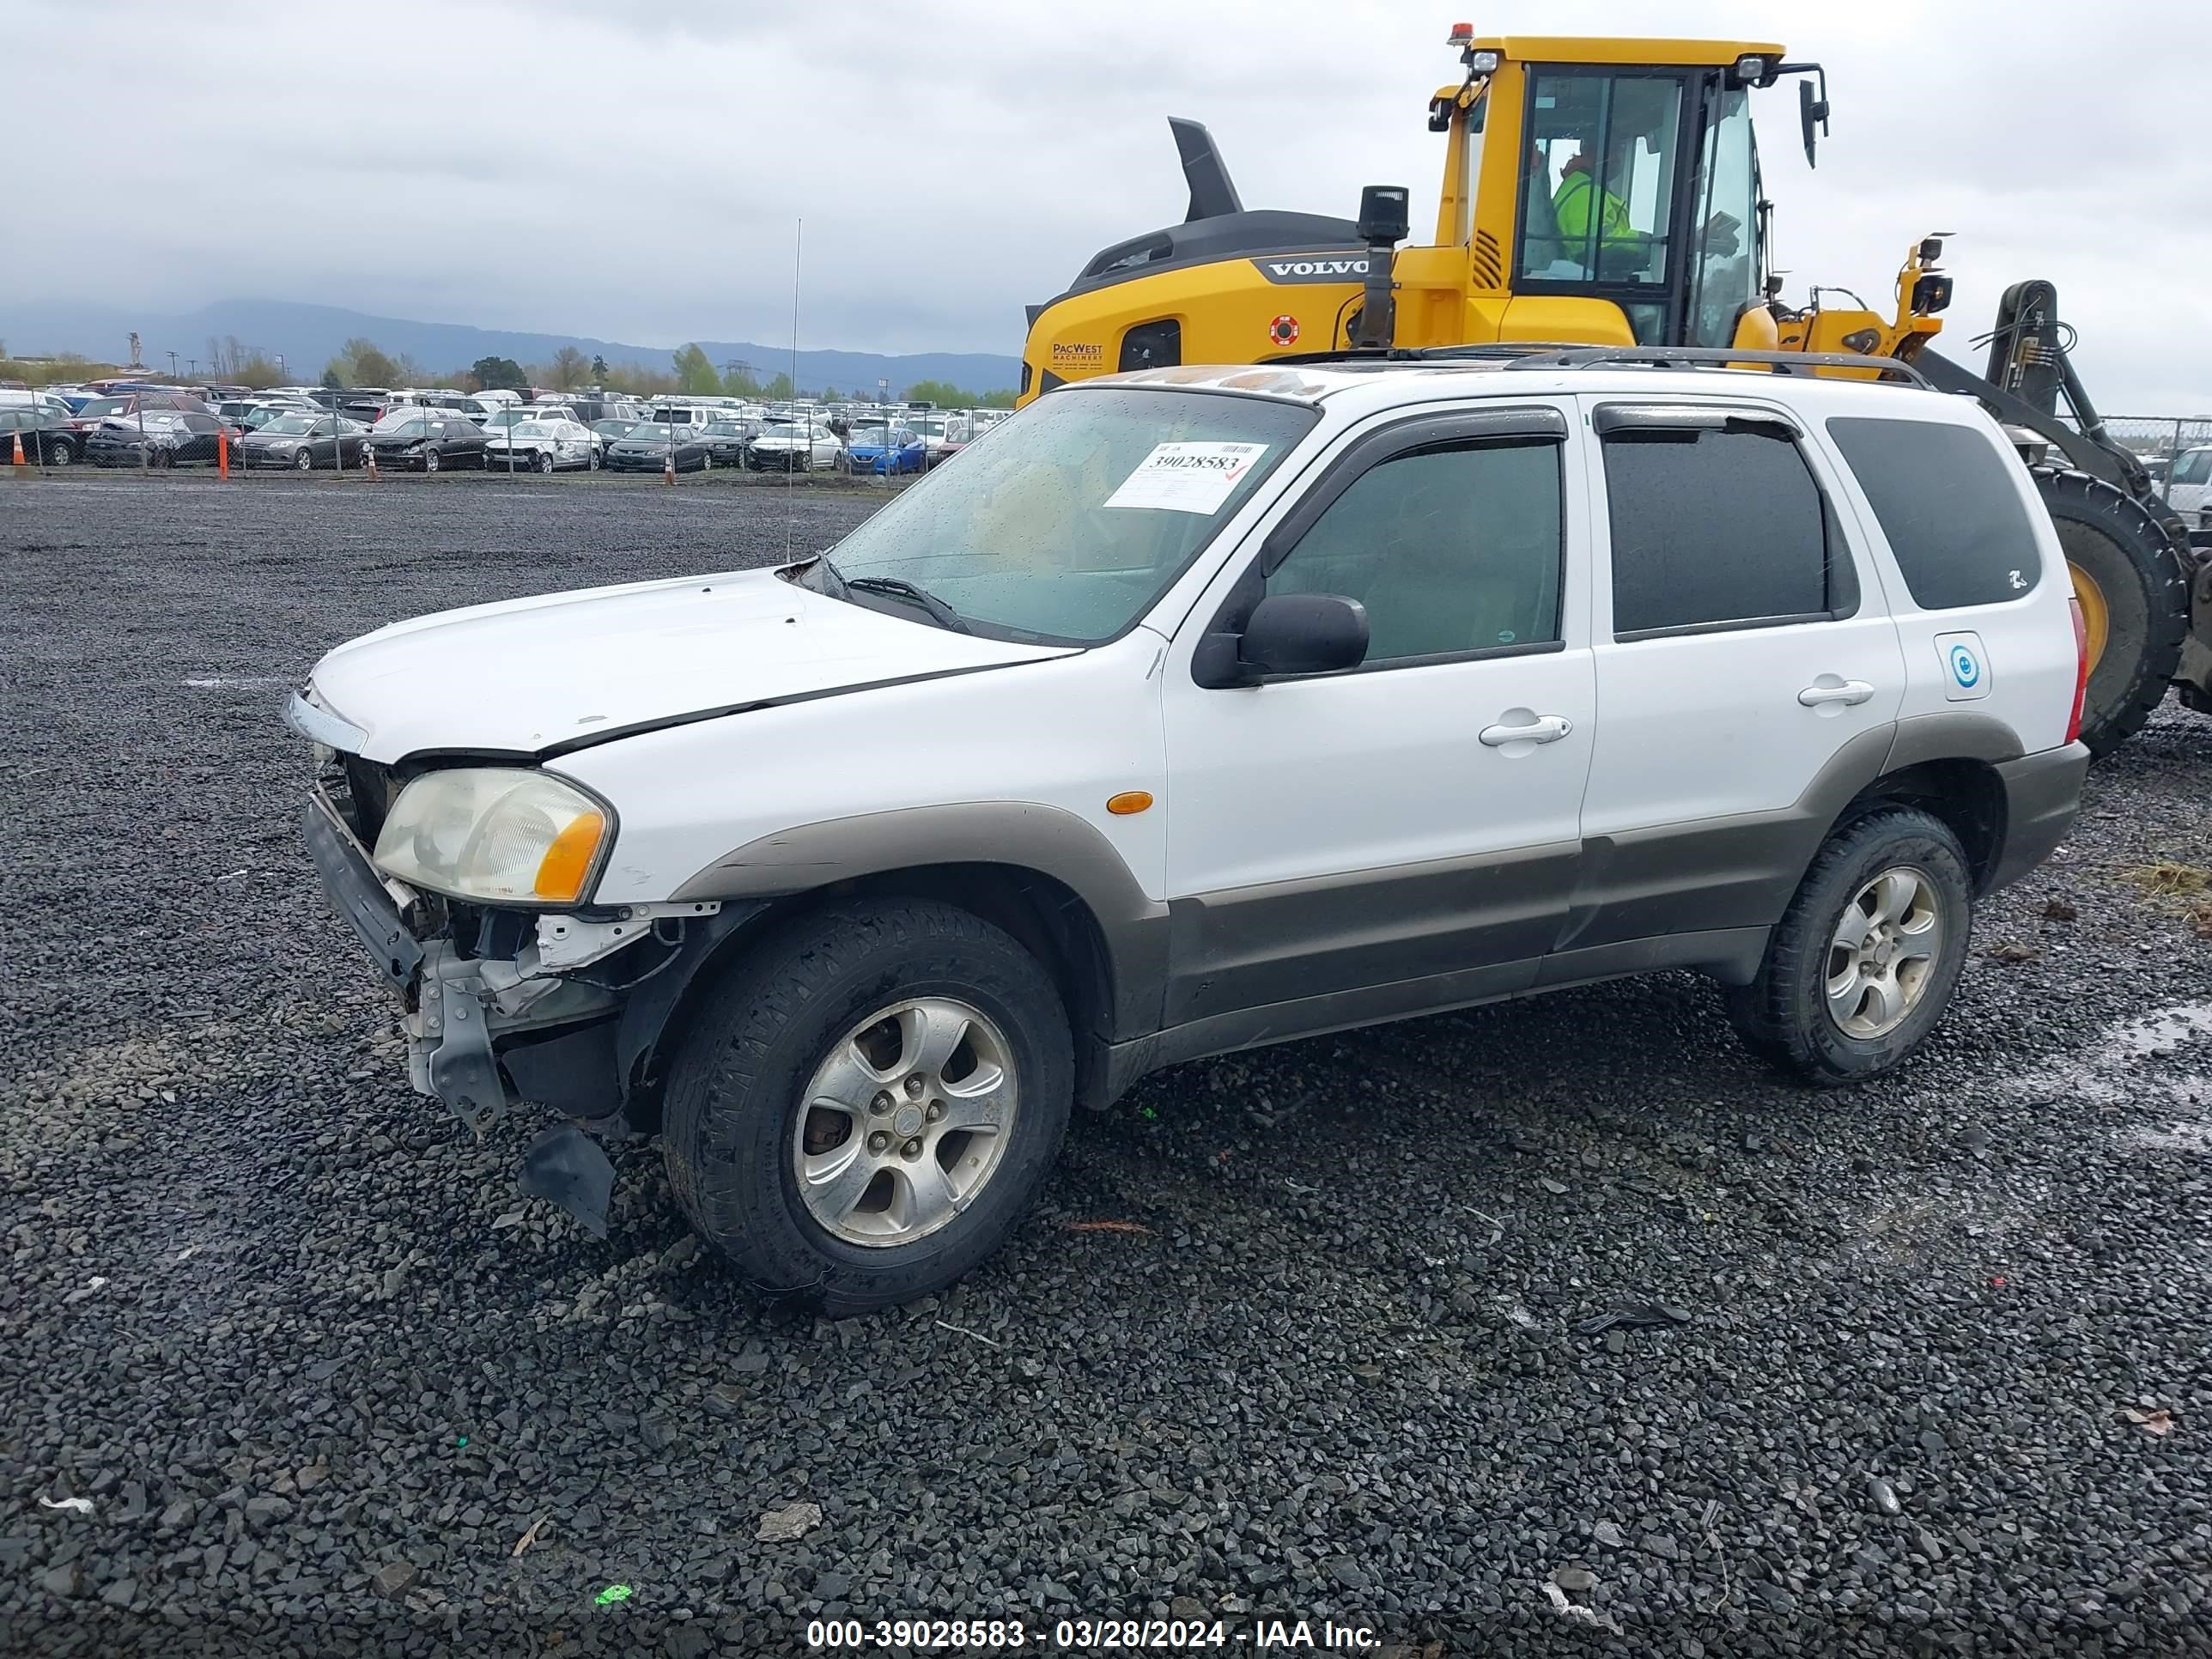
left=533, top=811, right=608, bottom=902
left=1106, top=792, right=1154, bottom=816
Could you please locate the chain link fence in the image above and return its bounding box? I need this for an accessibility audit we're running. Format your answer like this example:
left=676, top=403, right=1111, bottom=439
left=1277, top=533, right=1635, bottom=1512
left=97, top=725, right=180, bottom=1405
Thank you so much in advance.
left=2104, top=416, right=2212, bottom=486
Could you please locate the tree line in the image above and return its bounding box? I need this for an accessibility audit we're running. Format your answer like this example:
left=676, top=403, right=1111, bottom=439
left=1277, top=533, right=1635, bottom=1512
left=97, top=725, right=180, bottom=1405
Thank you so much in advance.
left=323, top=337, right=1016, bottom=406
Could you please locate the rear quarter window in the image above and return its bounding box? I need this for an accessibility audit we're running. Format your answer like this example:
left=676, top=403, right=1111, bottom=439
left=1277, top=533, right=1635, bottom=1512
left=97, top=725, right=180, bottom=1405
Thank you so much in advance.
left=1825, top=416, right=2042, bottom=609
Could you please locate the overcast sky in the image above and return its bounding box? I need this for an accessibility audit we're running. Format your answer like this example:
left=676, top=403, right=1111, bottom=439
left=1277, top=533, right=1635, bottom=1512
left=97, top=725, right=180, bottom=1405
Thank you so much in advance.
left=9, top=0, right=2209, bottom=410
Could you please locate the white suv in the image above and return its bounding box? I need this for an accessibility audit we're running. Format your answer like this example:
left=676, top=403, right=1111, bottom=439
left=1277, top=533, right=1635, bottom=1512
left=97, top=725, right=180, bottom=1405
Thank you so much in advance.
left=290, top=352, right=2090, bottom=1311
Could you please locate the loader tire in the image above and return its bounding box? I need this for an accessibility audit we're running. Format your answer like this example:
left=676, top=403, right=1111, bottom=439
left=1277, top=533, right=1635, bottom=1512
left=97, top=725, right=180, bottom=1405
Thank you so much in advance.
left=2039, top=469, right=2188, bottom=757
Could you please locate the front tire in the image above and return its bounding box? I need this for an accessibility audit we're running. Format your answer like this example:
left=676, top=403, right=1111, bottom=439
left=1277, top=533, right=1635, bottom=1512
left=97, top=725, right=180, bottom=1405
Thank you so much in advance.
left=295, top=448, right=315, bottom=471
left=1726, top=807, right=1973, bottom=1085
left=537, top=450, right=555, bottom=475
left=661, top=899, right=1073, bottom=1314
left=424, top=448, right=441, bottom=474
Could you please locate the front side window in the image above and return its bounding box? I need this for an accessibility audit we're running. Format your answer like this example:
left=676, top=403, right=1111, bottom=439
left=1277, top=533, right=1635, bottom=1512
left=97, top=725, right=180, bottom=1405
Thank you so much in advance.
left=1267, top=439, right=1564, bottom=664
left=2171, top=448, right=2212, bottom=486
left=1520, top=70, right=1685, bottom=288
left=817, top=387, right=1316, bottom=644
left=1603, top=420, right=1849, bottom=636
left=1826, top=416, right=2043, bottom=609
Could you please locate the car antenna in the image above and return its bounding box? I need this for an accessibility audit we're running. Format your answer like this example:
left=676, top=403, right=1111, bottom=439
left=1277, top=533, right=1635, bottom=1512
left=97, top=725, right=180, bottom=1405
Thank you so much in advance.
left=787, top=216, right=803, bottom=562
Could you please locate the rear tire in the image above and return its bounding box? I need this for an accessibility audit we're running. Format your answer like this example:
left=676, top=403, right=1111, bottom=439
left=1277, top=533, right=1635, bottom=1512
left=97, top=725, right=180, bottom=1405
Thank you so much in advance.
left=661, top=899, right=1073, bottom=1314
left=1726, top=807, right=1973, bottom=1086
left=2040, top=471, right=2188, bottom=757
left=48, top=440, right=72, bottom=467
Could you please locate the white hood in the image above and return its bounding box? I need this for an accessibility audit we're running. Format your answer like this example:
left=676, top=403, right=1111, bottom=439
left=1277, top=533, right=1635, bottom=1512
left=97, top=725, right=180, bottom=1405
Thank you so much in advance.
left=308, top=565, right=1068, bottom=763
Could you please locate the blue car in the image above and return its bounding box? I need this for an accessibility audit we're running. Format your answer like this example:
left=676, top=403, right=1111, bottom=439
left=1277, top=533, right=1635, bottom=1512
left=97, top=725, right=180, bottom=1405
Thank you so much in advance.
left=842, top=424, right=927, bottom=476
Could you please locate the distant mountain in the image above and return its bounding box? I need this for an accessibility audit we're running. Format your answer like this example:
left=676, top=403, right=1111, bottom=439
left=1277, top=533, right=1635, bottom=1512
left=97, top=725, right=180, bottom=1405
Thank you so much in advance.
left=0, top=298, right=1022, bottom=394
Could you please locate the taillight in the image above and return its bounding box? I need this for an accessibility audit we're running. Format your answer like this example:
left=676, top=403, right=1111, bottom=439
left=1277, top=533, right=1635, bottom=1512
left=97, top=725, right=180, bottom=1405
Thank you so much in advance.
left=2064, top=595, right=2090, bottom=745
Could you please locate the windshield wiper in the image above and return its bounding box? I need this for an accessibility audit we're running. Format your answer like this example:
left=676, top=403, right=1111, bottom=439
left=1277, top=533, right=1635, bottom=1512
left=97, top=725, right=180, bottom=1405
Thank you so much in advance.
left=834, top=568, right=971, bottom=634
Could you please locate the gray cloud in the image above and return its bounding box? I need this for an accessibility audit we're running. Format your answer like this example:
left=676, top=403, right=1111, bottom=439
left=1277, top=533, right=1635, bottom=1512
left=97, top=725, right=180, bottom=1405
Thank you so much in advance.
left=8, top=0, right=2206, bottom=408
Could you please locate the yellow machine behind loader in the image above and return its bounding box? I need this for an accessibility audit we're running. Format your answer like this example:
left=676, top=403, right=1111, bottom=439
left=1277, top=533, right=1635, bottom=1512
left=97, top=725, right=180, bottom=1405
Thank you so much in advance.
left=1018, top=30, right=2203, bottom=757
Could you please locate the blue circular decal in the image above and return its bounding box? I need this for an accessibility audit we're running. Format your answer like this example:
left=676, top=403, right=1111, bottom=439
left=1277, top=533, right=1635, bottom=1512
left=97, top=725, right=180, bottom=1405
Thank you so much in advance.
left=1950, top=646, right=1980, bottom=687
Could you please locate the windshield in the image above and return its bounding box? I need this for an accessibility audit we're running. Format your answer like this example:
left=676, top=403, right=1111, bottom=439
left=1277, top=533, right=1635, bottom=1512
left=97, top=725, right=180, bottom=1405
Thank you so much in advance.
left=623, top=423, right=679, bottom=442
left=376, top=415, right=434, bottom=435
left=80, top=398, right=129, bottom=417
left=512, top=422, right=555, bottom=438
left=819, top=387, right=1315, bottom=644
left=262, top=415, right=320, bottom=435
left=702, top=422, right=745, bottom=435
left=486, top=410, right=532, bottom=429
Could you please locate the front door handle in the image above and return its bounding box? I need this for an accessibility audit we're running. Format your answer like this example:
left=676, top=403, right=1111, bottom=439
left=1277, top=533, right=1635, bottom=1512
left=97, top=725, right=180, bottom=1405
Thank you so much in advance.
left=1798, top=678, right=1875, bottom=708
left=1479, top=714, right=1574, bottom=746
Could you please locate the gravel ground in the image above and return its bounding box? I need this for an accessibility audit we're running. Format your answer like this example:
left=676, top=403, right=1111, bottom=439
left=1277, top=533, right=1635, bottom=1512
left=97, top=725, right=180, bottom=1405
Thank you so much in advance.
left=4, top=471, right=2211, bottom=1656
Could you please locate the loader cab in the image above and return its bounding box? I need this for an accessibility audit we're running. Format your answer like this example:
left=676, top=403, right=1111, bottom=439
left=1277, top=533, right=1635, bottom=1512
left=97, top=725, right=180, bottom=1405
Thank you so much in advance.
left=1497, top=56, right=1766, bottom=348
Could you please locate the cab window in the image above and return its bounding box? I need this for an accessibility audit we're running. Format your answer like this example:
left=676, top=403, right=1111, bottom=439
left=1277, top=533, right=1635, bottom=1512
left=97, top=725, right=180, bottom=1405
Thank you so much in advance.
left=1518, top=70, right=1686, bottom=290
left=1686, top=87, right=1759, bottom=349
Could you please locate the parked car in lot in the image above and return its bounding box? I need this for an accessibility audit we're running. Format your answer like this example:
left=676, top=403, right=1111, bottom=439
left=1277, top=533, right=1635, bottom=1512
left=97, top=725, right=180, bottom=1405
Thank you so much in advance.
left=604, top=421, right=709, bottom=473
left=697, top=419, right=759, bottom=467
left=0, top=406, right=87, bottom=464
left=367, top=413, right=491, bottom=473
left=746, top=416, right=841, bottom=471
left=589, top=418, right=637, bottom=458
left=61, top=391, right=209, bottom=441
left=842, top=422, right=927, bottom=476
left=240, top=411, right=368, bottom=470
left=485, top=418, right=600, bottom=473
left=85, top=410, right=227, bottom=467
left=2167, top=446, right=2212, bottom=520
left=288, top=358, right=2091, bottom=1312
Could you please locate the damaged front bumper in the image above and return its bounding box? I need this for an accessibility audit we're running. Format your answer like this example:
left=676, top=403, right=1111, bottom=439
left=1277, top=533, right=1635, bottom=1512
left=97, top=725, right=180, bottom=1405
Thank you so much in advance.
left=301, top=782, right=729, bottom=1236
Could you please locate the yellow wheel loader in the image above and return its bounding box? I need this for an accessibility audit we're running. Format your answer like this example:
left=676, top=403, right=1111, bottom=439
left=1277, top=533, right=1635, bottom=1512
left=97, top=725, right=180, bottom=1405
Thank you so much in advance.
left=1018, top=31, right=2201, bottom=757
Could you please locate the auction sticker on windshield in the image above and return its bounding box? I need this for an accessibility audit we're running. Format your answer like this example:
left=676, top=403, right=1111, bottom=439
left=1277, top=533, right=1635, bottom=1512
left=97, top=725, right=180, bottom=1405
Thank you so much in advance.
left=1103, top=441, right=1271, bottom=514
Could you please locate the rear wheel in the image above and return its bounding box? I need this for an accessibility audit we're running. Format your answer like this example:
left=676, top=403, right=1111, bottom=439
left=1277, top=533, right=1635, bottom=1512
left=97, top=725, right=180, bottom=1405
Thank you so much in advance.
left=2040, top=471, right=2189, bottom=757
left=1726, top=806, right=1973, bottom=1085
left=47, top=440, right=72, bottom=467
left=661, top=899, right=1073, bottom=1313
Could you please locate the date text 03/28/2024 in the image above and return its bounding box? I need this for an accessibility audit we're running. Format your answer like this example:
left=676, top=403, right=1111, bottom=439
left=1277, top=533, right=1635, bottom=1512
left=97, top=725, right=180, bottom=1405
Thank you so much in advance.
left=806, top=1617, right=1385, bottom=1650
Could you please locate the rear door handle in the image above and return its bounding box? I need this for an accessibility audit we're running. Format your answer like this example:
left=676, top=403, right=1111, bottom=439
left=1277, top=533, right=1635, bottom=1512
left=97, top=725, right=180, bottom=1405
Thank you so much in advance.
left=1480, top=714, right=1574, bottom=746
left=1798, top=679, right=1875, bottom=708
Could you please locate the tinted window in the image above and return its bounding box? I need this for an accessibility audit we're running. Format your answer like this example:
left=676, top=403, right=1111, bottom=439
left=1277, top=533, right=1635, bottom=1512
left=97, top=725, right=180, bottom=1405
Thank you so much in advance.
left=183, top=414, right=218, bottom=433
left=1603, top=423, right=1844, bottom=635
left=1826, top=416, right=2042, bottom=609
left=1267, top=439, right=1564, bottom=662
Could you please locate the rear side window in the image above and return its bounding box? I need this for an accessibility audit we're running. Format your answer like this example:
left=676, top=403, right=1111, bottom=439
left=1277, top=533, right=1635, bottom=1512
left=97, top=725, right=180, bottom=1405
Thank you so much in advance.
left=2170, top=448, right=2212, bottom=486
left=1601, top=422, right=1850, bottom=637
left=1826, top=416, right=2042, bottom=609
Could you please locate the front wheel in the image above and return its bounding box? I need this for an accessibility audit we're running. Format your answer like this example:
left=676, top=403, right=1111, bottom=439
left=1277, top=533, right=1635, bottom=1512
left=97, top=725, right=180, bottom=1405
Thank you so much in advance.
left=295, top=448, right=315, bottom=471
left=537, top=450, right=555, bottom=475
left=661, top=899, right=1073, bottom=1314
left=1726, top=806, right=1972, bottom=1085
left=424, top=448, right=441, bottom=474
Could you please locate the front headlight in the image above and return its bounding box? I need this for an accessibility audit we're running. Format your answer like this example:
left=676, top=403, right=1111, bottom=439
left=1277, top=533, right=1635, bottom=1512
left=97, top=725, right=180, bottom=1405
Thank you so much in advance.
left=372, top=768, right=611, bottom=904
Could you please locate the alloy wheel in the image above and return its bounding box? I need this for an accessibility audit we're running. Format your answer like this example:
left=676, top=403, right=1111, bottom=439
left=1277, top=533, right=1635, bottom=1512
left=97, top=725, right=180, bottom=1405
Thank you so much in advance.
left=791, top=997, right=1019, bottom=1247
left=1826, top=865, right=1943, bottom=1039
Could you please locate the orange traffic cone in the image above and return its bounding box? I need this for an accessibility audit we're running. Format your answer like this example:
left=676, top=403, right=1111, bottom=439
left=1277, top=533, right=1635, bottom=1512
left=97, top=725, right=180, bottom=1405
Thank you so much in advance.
left=663, top=452, right=675, bottom=484
left=9, top=430, right=22, bottom=466
left=365, top=446, right=380, bottom=482
left=217, top=428, right=229, bottom=479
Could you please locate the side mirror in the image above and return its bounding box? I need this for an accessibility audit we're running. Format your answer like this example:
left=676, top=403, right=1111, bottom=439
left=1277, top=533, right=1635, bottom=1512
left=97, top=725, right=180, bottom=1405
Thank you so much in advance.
left=1238, top=593, right=1369, bottom=678
left=1798, top=76, right=1830, bottom=169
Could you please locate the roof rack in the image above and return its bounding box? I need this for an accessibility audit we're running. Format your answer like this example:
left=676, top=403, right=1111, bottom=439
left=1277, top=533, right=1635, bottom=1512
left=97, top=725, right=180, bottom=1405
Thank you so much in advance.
left=1279, top=342, right=1930, bottom=390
